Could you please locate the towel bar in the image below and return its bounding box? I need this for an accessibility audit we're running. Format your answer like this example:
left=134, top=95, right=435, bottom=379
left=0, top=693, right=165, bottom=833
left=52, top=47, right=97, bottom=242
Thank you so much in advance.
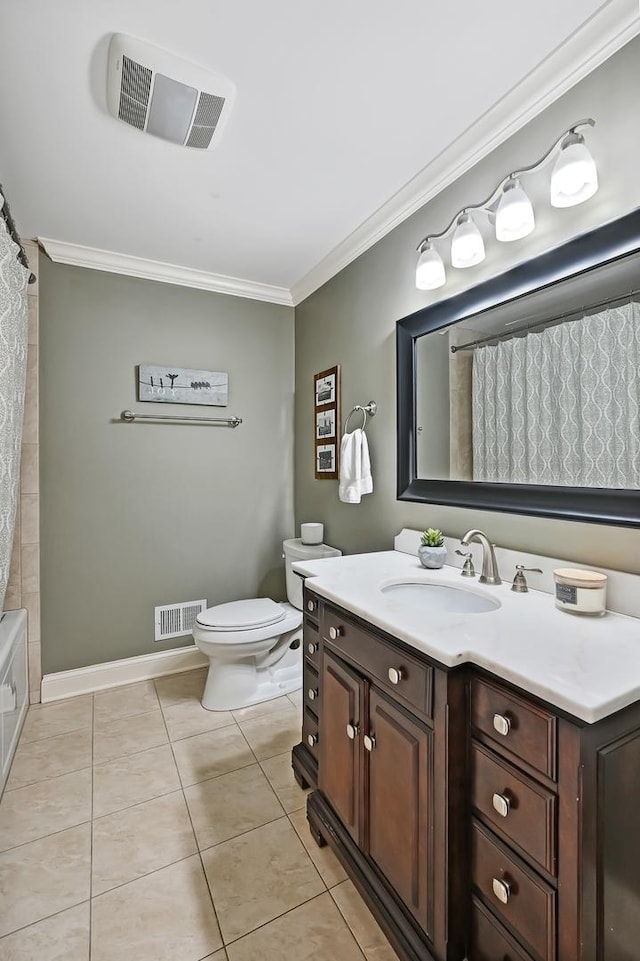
left=120, top=410, right=242, bottom=427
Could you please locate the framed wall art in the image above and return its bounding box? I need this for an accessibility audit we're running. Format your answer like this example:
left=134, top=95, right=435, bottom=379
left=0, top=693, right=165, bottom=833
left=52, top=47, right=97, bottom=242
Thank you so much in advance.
left=138, top=364, right=228, bottom=406
left=314, top=365, right=340, bottom=479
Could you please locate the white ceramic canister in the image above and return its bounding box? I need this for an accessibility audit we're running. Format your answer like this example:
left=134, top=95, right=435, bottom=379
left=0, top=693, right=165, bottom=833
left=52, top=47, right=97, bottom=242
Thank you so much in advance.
left=301, top=522, right=324, bottom=545
left=553, top=568, right=607, bottom=616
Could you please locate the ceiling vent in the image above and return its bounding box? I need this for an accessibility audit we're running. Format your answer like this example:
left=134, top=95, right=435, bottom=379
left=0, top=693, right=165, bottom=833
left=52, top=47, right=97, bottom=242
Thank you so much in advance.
left=107, top=34, right=235, bottom=149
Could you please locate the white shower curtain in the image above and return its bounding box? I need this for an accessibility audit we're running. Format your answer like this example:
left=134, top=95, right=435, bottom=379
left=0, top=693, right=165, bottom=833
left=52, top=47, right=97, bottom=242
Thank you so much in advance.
left=0, top=190, right=30, bottom=611
left=472, top=302, right=640, bottom=488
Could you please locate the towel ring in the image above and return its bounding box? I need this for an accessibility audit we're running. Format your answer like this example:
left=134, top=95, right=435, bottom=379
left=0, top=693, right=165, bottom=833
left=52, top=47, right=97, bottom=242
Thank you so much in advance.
left=344, top=400, right=377, bottom=433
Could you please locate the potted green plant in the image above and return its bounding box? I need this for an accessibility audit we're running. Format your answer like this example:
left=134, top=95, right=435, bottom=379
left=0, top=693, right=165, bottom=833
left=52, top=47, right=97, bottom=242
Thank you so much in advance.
left=418, top=528, right=447, bottom=569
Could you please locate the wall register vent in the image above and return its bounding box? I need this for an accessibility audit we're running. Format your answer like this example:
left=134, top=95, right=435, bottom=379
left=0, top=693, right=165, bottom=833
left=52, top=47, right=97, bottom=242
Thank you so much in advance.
left=107, top=34, right=235, bottom=149
left=154, top=599, right=207, bottom=641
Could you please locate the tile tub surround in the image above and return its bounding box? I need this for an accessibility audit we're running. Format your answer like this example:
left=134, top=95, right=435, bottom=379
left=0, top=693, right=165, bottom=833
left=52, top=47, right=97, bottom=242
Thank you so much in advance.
left=292, top=541, right=640, bottom=723
left=0, top=670, right=397, bottom=961
left=4, top=240, right=41, bottom=704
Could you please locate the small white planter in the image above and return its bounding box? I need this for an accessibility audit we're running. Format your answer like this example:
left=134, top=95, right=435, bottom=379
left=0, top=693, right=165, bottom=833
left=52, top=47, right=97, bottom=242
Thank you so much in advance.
left=418, top=545, right=447, bottom=569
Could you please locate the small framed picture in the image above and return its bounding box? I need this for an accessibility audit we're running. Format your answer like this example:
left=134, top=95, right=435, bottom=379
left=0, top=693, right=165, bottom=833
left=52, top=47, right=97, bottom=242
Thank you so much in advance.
left=316, top=408, right=336, bottom=440
left=315, top=371, right=336, bottom=406
left=314, top=365, right=340, bottom=479
left=316, top=444, right=336, bottom=474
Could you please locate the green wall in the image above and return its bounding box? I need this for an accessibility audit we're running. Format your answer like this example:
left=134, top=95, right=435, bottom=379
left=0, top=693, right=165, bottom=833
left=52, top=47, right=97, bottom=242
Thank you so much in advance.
left=294, top=37, right=640, bottom=574
left=40, top=260, right=294, bottom=673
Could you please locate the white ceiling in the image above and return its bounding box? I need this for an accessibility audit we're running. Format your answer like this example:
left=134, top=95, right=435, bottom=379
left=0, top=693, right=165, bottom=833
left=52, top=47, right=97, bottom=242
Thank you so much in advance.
left=0, top=1, right=636, bottom=303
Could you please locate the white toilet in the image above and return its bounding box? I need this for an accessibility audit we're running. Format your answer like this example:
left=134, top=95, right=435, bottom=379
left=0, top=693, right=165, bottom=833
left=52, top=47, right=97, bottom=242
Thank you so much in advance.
left=193, top=538, right=341, bottom=711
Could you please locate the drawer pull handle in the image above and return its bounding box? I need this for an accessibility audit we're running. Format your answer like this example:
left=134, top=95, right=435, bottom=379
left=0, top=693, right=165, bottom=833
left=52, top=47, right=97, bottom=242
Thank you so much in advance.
left=307, top=733, right=318, bottom=747
left=307, top=642, right=318, bottom=655
left=387, top=667, right=404, bottom=685
left=492, top=877, right=511, bottom=904
left=308, top=688, right=318, bottom=701
left=493, top=713, right=511, bottom=736
left=307, top=600, right=315, bottom=612
left=492, top=792, right=511, bottom=818
left=346, top=723, right=359, bottom=740
left=363, top=733, right=376, bottom=752
left=328, top=625, right=343, bottom=641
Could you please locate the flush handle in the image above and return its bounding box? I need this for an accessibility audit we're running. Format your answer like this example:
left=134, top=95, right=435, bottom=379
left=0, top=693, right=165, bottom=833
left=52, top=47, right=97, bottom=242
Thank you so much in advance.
left=363, top=734, right=376, bottom=752
left=492, top=792, right=511, bottom=818
left=328, top=625, right=343, bottom=641
left=307, top=733, right=318, bottom=747
left=388, top=667, right=404, bottom=685
left=493, top=713, right=511, bottom=737
left=492, top=878, right=511, bottom=904
left=346, top=723, right=359, bottom=740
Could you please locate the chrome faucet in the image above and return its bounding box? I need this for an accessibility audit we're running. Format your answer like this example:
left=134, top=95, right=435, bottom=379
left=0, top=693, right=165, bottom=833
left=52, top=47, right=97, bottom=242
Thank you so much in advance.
left=459, top=529, right=502, bottom=585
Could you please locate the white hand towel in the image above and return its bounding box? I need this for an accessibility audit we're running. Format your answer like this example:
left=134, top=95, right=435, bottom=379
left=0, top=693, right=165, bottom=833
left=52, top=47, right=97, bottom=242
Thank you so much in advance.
left=339, top=428, right=373, bottom=504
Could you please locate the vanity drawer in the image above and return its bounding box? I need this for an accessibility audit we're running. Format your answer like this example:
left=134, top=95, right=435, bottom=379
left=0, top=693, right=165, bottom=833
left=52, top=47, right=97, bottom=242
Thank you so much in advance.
left=471, top=742, right=557, bottom=875
left=471, top=676, right=557, bottom=780
left=304, top=621, right=320, bottom=668
left=322, top=607, right=432, bottom=717
left=302, top=707, right=319, bottom=758
left=471, top=821, right=556, bottom=961
left=305, top=664, right=320, bottom=712
left=470, top=896, right=535, bottom=961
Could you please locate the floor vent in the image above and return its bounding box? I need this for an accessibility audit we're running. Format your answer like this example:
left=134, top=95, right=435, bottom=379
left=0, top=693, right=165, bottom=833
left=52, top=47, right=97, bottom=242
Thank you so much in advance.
left=154, top=599, right=207, bottom=641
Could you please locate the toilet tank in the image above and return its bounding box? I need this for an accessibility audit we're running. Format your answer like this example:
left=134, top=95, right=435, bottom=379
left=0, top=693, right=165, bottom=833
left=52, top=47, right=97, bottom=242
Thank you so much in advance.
left=282, top=538, right=341, bottom=610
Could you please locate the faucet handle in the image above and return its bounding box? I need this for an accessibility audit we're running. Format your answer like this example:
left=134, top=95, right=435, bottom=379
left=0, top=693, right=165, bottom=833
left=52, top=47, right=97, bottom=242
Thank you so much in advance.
left=511, top=565, right=543, bottom=593
left=455, top=549, right=475, bottom=578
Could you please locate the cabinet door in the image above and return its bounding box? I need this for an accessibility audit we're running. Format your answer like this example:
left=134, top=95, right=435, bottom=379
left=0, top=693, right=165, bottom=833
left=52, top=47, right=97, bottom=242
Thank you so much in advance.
left=366, top=687, right=433, bottom=936
left=318, top=650, right=363, bottom=843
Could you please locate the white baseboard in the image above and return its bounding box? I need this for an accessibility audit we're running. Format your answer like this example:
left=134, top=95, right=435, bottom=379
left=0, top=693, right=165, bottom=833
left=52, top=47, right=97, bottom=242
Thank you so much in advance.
left=41, top=645, right=208, bottom=702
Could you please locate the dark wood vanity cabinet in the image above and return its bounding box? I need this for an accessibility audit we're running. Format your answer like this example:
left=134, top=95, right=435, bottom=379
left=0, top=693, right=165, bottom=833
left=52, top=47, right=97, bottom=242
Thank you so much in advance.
left=292, top=588, right=640, bottom=961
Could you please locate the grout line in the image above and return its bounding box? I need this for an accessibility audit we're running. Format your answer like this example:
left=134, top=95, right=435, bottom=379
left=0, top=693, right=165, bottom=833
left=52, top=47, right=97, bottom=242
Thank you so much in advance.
left=221, top=890, right=341, bottom=949
left=16, top=721, right=93, bottom=747
left=0, top=814, right=93, bottom=856
left=0, top=899, right=91, bottom=945
left=91, top=849, right=201, bottom=901
left=329, top=886, right=374, bottom=961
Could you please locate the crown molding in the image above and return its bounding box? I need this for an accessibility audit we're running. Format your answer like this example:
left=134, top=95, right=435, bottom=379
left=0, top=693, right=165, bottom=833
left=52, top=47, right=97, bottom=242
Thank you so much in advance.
left=290, top=0, right=640, bottom=305
left=39, top=238, right=294, bottom=307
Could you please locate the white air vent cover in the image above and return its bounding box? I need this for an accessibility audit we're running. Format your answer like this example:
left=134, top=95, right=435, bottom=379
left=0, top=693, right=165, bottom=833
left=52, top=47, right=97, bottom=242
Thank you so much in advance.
left=107, top=34, right=235, bottom=149
left=155, top=599, right=207, bottom=641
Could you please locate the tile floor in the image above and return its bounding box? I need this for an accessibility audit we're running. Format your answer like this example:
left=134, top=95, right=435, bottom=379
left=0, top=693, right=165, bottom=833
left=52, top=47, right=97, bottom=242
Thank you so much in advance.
left=0, top=668, right=398, bottom=961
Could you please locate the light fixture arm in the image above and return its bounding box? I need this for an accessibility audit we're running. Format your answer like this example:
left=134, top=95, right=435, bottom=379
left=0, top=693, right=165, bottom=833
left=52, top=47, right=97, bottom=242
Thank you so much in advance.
left=416, top=119, right=596, bottom=251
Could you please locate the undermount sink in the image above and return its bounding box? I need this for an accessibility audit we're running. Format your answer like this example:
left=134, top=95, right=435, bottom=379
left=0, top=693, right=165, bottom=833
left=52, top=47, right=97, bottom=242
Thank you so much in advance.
left=381, top=580, right=501, bottom=614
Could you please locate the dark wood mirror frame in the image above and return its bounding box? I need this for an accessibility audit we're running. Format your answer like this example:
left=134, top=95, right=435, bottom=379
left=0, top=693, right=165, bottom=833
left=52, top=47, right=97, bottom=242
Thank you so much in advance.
left=396, top=207, right=640, bottom=527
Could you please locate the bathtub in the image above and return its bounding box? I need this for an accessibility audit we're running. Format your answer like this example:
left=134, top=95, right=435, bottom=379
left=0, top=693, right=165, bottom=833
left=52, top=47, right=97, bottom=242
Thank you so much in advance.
left=0, top=609, right=28, bottom=794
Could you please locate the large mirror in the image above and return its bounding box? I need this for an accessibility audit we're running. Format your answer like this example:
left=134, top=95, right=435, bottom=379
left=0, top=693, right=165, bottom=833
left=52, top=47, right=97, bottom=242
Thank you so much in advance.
left=397, top=208, right=640, bottom=526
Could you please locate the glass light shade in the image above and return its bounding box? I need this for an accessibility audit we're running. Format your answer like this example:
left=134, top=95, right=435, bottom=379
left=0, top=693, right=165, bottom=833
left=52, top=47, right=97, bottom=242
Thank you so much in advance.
left=416, top=243, right=446, bottom=290
left=451, top=214, right=485, bottom=268
left=550, top=137, right=598, bottom=207
left=495, top=178, right=535, bottom=242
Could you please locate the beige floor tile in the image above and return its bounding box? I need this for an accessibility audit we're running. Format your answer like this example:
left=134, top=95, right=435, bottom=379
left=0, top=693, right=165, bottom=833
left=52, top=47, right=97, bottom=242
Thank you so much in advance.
left=331, top=880, right=398, bottom=961
left=154, top=669, right=207, bottom=708
left=184, top=764, right=283, bottom=850
left=231, top=695, right=297, bottom=723
left=91, top=855, right=222, bottom=961
left=92, top=791, right=198, bottom=895
left=93, top=744, right=180, bottom=818
left=0, top=902, right=90, bottom=961
left=172, top=725, right=255, bottom=788
left=93, top=709, right=168, bottom=763
left=226, top=893, right=365, bottom=961
left=260, top=751, right=309, bottom=813
left=0, top=768, right=91, bottom=851
left=0, top=823, right=91, bottom=937
left=289, top=807, right=348, bottom=887
left=287, top=688, right=304, bottom=710
left=94, top=681, right=159, bottom=724
left=20, top=695, right=93, bottom=743
left=162, top=698, right=235, bottom=742
left=236, top=710, right=302, bottom=761
left=6, top=728, right=92, bottom=791
left=202, top=816, right=324, bottom=943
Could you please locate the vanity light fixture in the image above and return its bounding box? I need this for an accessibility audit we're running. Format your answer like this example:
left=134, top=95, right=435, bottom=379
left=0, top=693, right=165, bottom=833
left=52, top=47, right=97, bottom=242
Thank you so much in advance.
left=415, top=119, right=598, bottom=289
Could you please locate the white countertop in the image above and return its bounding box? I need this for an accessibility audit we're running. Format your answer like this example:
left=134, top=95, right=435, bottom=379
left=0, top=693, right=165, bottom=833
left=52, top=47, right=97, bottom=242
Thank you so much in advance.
left=292, top=550, right=640, bottom=724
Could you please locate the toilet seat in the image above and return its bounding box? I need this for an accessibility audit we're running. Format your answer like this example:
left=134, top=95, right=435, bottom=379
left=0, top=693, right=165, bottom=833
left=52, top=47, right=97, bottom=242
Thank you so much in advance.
left=197, top=597, right=286, bottom=632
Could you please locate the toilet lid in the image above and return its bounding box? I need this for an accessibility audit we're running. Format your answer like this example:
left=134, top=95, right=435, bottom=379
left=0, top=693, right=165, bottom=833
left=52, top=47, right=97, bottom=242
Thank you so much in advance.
left=196, top=597, right=287, bottom=632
